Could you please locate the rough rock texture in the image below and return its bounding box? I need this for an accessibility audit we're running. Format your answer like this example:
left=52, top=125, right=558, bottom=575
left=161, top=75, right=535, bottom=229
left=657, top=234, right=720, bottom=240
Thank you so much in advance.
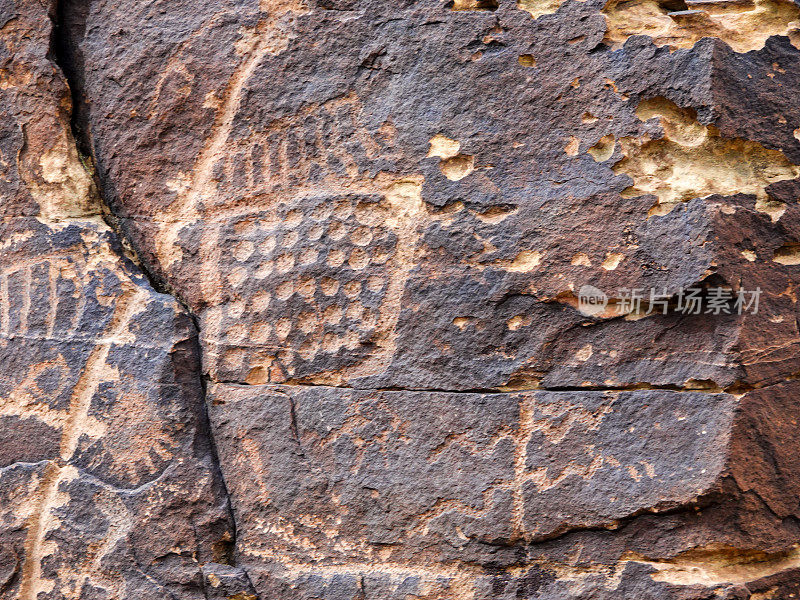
left=3, top=0, right=800, bottom=597
left=0, top=2, right=234, bottom=598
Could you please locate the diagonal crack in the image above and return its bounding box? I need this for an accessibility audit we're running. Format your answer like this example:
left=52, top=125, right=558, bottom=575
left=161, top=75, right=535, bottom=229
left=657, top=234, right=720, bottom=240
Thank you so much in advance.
left=49, top=0, right=242, bottom=573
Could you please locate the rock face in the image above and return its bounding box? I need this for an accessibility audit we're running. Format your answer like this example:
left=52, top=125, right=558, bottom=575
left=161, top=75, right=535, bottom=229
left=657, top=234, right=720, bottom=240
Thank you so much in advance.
left=0, top=2, right=235, bottom=598
left=3, top=0, right=800, bottom=597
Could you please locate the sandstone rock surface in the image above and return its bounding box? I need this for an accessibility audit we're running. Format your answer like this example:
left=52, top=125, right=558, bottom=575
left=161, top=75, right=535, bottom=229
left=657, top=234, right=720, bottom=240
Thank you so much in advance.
left=3, top=0, right=800, bottom=597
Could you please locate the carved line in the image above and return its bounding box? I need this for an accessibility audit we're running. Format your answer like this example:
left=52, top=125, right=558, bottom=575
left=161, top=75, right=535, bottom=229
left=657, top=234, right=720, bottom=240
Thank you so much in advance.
left=18, top=286, right=145, bottom=599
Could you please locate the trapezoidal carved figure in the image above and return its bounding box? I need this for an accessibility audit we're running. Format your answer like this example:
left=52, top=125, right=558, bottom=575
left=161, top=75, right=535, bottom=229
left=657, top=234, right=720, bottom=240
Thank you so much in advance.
left=3, top=0, right=800, bottom=597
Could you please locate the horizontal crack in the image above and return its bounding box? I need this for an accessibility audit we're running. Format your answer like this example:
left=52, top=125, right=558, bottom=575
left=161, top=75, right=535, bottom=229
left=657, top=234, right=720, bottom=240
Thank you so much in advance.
left=207, top=379, right=742, bottom=395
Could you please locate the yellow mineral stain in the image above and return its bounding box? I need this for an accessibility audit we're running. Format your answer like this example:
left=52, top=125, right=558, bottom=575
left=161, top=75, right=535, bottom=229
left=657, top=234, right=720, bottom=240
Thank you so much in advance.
left=615, top=97, right=800, bottom=218
left=588, top=134, right=616, bottom=162
left=603, top=0, right=800, bottom=53
left=604, top=78, right=630, bottom=100
left=518, top=54, right=537, bottom=67
left=773, top=244, right=800, bottom=265
left=602, top=252, right=624, bottom=270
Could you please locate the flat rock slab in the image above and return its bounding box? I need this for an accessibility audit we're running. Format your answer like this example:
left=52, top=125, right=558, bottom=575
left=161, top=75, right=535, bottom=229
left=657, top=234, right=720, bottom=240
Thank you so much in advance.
left=208, top=383, right=800, bottom=598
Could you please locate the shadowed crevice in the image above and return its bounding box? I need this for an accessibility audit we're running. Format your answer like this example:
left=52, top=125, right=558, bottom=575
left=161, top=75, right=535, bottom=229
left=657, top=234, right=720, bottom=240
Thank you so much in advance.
left=49, top=0, right=244, bottom=574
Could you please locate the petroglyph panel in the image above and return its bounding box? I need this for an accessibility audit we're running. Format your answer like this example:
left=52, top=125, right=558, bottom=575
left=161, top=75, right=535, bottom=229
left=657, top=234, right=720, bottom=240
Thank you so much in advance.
left=31, top=0, right=800, bottom=598
left=208, top=383, right=798, bottom=599
left=204, top=95, right=400, bottom=208
left=146, top=74, right=429, bottom=385
left=0, top=218, right=234, bottom=599
left=195, top=185, right=424, bottom=384
left=72, top=0, right=800, bottom=391
left=156, top=93, right=404, bottom=269
left=209, top=385, right=735, bottom=551
left=0, top=1, right=234, bottom=591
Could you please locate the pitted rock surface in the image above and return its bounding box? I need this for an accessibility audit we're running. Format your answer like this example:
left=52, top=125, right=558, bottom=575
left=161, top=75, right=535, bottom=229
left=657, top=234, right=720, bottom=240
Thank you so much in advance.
left=3, top=0, right=800, bottom=597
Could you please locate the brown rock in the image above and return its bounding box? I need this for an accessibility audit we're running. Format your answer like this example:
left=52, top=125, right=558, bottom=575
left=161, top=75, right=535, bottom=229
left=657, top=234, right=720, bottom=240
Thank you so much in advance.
left=3, top=0, right=800, bottom=596
left=207, top=382, right=800, bottom=598
left=0, top=1, right=233, bottom=597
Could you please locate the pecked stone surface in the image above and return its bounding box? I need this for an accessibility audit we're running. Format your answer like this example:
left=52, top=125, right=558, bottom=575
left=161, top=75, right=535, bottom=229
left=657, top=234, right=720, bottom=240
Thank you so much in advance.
left=0, top=219, right=237, bottom=600
left=60, top=0, right=800, bottom=391
left=2, top=0, right=800, bottom=597
left=0, top=1, right=235, bottom=598
left=207, top=382, right=800, bottom=599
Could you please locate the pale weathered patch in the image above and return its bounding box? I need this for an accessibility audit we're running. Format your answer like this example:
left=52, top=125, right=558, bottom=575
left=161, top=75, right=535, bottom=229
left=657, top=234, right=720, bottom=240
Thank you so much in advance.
left=564, top=136, right=581, bottom=156
left=571, top=252, right=592, bottom=266
left=614, top=97, right=800, bottom=217
left=773, top=243, right=800, bottom=265
left=741, top=249, right=757, bottom=262
left=451, top=0, right=499, bottom=10
left=440, top=153, right=476, bottom=180
left=603, top=0, right=800, bottom=53
left=428, top=134, right=476, bottom=180
left=517, top=0, right=568, bottom=19
left=588, top=134, right=616, bottom=162
left=472, top=205, right=517, bottom=224
left=507, top=314, right=532, bottom=330
left=20, top=126, right=101, bottom=222
left=627, top=545, right=800, bottom=586
left=504, top=249, right=543, bottom=272
left=427, top=134, right=462, bottom=159
left=601, top=252, right=624, bottom=270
